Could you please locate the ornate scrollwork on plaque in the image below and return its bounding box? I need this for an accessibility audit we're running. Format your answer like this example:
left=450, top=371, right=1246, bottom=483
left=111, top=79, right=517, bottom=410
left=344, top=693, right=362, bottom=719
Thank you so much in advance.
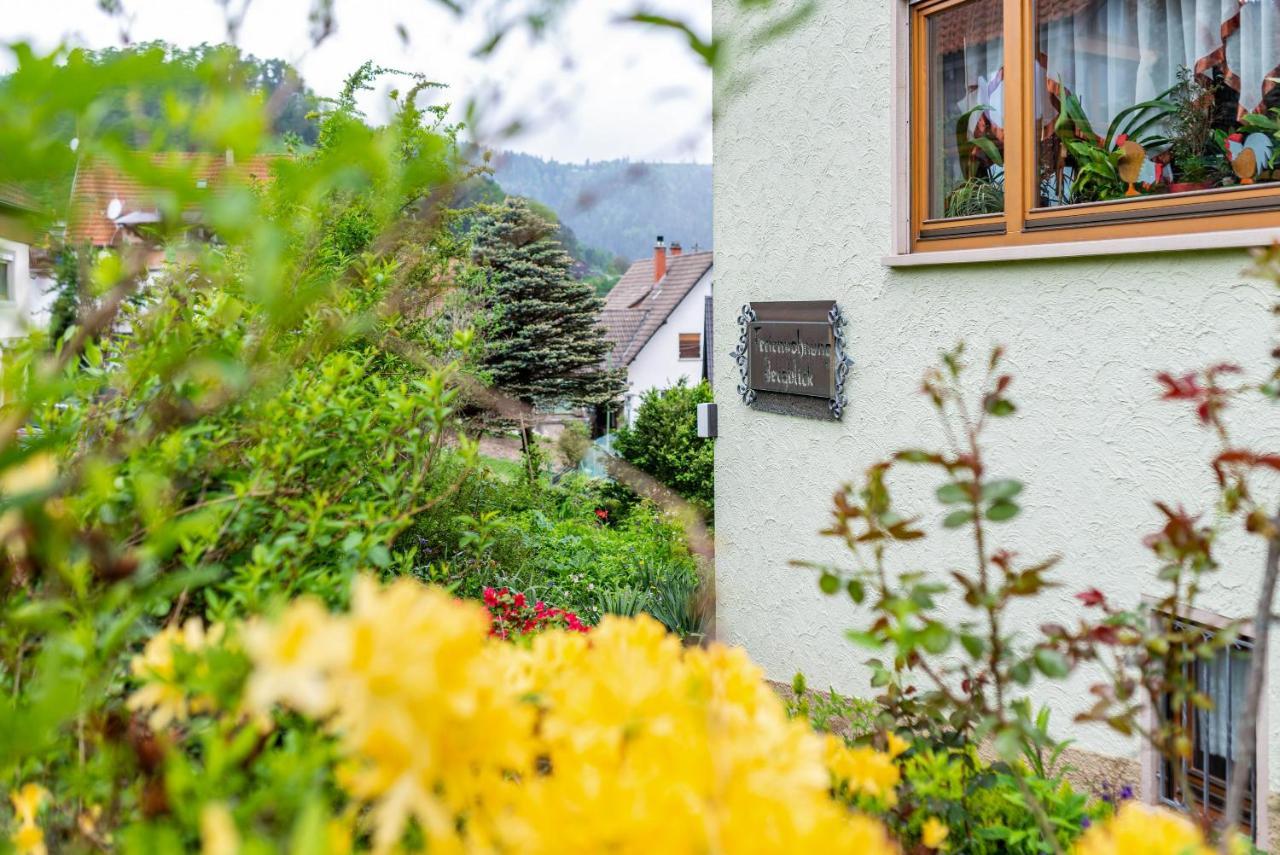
left=730, top=303, right=758, bottom=406
left=828, top=303, right=853, bottom=420
left=730, top=300, right=853, bottom=420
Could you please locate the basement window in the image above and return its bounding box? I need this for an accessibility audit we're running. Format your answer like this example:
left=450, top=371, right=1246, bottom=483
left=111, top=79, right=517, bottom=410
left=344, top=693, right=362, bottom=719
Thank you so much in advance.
left=1157, top=615, right=1259, bottom=841
left=906, top=0, right=1280, bottom=253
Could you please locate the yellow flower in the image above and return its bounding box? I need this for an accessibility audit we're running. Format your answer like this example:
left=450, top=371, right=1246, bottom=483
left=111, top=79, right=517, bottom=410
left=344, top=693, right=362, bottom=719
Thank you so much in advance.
left=922, top=816, right=949, bottom=849
left=886, top=731, right=910, bottom=759
left=9, top=784, right=46, bottom=827
left=200, top=802, right=239, bottom=855
left=126, top=618, right=224, bottom=730
left=825, top=735, right=901, bottom=806
left=243, top=597, right=340, bottom=717
left=1072, top=802, right=1214, bottom=855
left=11, top=822, right=46, bottom=855
left=8, top=784, right=48, bottom=855
left=247, top=576, right=899, bottom=855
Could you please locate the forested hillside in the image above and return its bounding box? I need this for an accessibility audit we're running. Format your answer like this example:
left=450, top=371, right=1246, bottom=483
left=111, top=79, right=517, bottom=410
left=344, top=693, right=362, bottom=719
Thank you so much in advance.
left=490, top=151, right=712, bottom=262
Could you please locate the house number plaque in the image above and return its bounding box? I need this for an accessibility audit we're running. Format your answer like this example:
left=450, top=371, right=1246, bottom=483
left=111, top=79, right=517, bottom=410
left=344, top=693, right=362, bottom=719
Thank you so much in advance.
left=730, top=300, right=853, bottom=420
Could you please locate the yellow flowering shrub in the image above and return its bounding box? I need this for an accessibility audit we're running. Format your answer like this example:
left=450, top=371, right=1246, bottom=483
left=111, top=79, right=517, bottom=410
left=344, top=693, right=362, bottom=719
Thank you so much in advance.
left=1071, top=802, right=1247, bottom=855
left=230, top=575, right=897, bottom=854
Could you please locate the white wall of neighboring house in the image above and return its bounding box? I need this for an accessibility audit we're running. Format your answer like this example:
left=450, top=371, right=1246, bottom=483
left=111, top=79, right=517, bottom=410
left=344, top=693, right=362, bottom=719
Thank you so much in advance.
left=623, top=267, right=712, bottom=423
left=0, top=236, right=38, bottom=345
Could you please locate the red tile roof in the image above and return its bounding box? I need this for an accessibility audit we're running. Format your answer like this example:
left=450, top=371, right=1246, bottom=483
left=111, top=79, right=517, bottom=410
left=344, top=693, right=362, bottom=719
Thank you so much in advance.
left=600, top=250, right=713, bottom=367
left=67, top=153, right=276, bottom=246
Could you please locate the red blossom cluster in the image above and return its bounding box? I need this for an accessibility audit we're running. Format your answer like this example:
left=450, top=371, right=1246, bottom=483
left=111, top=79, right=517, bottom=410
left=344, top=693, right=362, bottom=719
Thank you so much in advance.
left=482, top=587, right=589, bottom=640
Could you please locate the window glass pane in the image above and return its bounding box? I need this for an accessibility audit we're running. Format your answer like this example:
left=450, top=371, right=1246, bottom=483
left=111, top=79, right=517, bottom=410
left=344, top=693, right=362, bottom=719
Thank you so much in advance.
left=926, top=0, right=1006, bottom=219
left=0, top=260, right=10, bottom=301
left=1036, top=0, right=1280, bottom=208
left=679, top=333, right=700, bottom=360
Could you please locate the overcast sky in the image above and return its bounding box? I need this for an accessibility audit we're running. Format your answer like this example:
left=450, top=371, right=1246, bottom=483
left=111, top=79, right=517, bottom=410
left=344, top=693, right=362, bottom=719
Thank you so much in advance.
left=2, top=0, right=712, bottom=164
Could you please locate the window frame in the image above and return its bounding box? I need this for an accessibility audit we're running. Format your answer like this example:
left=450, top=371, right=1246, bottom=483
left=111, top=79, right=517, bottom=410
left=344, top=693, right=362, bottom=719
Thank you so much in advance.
left=0, top=251, right=13, bottom=303
left=1138, top=599, right=1269, bottom=844
left=678, top=332, right=702, bottom=361
left=897, top=0, right=1280, bottom=260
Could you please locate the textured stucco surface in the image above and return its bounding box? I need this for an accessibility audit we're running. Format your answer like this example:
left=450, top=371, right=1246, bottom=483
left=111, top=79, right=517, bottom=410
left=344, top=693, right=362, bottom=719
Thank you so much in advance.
left=712, top=0, right=1280, bottom=803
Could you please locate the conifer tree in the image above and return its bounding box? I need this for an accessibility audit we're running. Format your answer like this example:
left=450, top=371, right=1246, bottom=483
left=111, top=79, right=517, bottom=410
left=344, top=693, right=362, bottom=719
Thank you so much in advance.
left=470, top=198, right=624, bottom=460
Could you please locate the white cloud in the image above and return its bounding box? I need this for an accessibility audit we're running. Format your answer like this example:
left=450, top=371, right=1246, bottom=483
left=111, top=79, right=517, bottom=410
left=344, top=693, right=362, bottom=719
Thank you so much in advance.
left=1, top=0, right=711, bottom=163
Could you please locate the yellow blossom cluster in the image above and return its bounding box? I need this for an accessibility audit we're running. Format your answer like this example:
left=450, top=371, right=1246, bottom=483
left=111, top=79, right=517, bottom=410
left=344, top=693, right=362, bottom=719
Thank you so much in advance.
left=1070, top=802, right=1248, bottom=855
left=824, top=734, right=902, bottom=806
left=235, top=576, right=897, bottom=854
left=127, top=617, right=225, bottom=730
left=8, top=784, right=48, bottom=855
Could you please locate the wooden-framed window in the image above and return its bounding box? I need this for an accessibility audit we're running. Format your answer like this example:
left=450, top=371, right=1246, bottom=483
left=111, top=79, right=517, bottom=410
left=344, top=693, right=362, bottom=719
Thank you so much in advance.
left=678, top=333, right=701, bottom=360
left=907, top=0, right=1280, bottom=254
left=1153, top=613, right=1261, bottom=841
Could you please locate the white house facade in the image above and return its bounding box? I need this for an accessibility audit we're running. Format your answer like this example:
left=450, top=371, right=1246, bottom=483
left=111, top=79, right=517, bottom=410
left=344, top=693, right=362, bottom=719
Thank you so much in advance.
left=601, top=239, right=713, bottom=424
left=714, top=0, right=1280, bottom=846
left=0, top=187, right=48, bottom=346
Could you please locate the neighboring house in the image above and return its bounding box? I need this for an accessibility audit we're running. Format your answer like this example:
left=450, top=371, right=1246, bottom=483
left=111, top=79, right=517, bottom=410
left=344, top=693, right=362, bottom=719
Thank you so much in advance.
left=0, top=184, right=45, bottom=345
left=600, top=237, right=713, bottom=424
left=66, top=152, right=275, bottom=266
left=715, top=0, right=1280, bottom=847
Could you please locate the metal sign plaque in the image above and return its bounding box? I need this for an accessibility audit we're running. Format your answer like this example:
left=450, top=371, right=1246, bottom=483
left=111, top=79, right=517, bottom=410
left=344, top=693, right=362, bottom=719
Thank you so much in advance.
left=730, top=300, right=853, bottom=420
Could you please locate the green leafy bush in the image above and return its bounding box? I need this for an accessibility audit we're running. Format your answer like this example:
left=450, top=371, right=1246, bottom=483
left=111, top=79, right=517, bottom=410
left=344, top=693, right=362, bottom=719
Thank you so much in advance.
left=614, top=379, right=714, bottom=519
left=888, top=744, right=1108, bottom=854
left=397, top=469, right=700, bottom=626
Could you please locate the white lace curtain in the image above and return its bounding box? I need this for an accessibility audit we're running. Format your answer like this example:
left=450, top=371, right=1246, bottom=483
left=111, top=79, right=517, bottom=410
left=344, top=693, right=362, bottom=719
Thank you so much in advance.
left=1038, top=0, right=1280, bottom=133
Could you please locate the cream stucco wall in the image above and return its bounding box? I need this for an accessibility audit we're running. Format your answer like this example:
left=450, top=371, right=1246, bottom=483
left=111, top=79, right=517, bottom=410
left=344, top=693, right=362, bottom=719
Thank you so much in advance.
left=712, top=0, right=1280, bottom=806
left=623, top=268, right=712, bottom=423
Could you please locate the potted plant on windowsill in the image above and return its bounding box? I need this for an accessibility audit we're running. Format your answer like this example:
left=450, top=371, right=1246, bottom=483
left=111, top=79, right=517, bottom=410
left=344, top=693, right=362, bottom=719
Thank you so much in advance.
left=1167, top=66, right=1220, bottom=193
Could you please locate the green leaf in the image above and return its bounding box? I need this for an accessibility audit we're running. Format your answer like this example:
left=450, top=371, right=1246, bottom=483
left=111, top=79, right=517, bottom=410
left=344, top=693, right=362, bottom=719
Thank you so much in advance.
left=846, top=578, right=865, bottom=604
left=846, top=630, right=883, bottom=651
left=936, top=482, right=971, bottom=504
left=985, top=398, right=1016, bottom=417
left=1034, top=648, right=1070, bottom=678
left=1010, top=660, right=1032, bottom=685
left=943, top=509, right=974, bottom=529
left=981, top=479, right=1023, bottom=502
left=985, top=499, right=1020, bottom=522
left=819, top=573, right=840, bottom=595
left=960, top=633, right=986, bottom=659
left=920, top=622, right=952, bottom=654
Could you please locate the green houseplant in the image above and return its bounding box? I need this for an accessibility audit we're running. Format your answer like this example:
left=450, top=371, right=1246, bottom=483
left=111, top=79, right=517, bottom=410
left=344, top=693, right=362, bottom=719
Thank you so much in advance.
left=1168, top=66, right=1220, bottom=192
left=943, top=104, right=1004, bottom=218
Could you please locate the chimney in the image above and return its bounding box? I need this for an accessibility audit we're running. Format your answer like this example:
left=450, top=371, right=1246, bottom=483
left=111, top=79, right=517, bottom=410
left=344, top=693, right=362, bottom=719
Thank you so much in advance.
left=670, top=242, right=683, bottom=256
left=653, top=235, right=667, bottom=284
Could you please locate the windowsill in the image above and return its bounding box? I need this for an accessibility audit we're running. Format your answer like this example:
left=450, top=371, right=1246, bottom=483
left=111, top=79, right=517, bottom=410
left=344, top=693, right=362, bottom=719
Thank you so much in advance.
left=678, top=357, right=702, bottom=362
left=883, top=226, right=1280, bottom=268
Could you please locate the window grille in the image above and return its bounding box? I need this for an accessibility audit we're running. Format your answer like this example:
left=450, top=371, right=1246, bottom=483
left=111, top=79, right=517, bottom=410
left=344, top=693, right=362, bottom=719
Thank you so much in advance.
left=1158, top=617, right=1257, bottom=840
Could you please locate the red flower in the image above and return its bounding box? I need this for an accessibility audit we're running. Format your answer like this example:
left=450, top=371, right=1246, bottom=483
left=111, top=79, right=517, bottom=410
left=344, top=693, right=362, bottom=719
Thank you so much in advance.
left=595, top=508, right=609, bottom=521
left=1077, top=588, right=1106, bottom=608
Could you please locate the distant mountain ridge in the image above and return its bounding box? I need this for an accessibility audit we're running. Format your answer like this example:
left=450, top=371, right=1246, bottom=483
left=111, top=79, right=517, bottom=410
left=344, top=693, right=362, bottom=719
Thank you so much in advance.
left=489, top=151, right=712, bottom=262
